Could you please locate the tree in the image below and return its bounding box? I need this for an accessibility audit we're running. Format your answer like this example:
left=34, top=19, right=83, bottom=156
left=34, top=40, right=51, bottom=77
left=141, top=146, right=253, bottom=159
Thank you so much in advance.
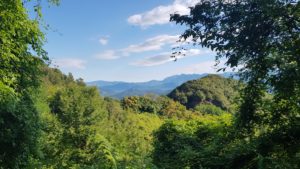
left=168, top=75, right=240, bottom=111
left=171, top=0, right=300, bottom=132
left=169, top=0, right=300, bottom=167
left=0, top=0, right=58, bottom=168
left=46, top=85, right=117, bottom=168
left=157, top=96, right=190, bottom=119
left=153, top=114, right=233, bottom=169
left=121, top=95, right=161, bottom=114
left=98, top=99, right=163, bottom=168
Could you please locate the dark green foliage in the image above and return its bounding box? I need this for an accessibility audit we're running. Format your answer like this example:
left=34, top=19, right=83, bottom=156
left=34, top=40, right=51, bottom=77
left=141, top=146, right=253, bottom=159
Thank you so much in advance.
left=153, top=115, right=300, bottom=169
left=121, top=95, right=200, bottom=119
left=0, top=0, right=56, bottom=168
left=0, top=0, right=45, bottom=92
left=151, top=1, right=300, bottom=168
left=153, top=114, right=233, bottom=169
left=194, top=104, right=227, bottom=115
left=2, top=0, right=299, bottom=168
left=0, top=84, right=40, bottom=169
left=170, top=0, right=300, bottom=131
left=40, top=78, right=116, bottom=168
left=42, top=67, right=76, bottom=86
left=38, top=66, right=298, bottom=169
left=156, top=96, right=192, bottom=119
left=121, top=95, right=161, bottom=114
left=168, top=75, right=240, bottom=111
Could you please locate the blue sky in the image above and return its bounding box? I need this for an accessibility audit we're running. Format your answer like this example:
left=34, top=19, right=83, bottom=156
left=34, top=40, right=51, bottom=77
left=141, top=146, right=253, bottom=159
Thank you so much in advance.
left=39, top=0, right=221, bottom=82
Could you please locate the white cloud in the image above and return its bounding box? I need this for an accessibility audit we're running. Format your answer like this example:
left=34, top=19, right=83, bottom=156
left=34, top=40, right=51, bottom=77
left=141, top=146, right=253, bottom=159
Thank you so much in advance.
left=173, top=48, right=210, bottom=59
left=128, top=0, right=199, bottom=27
left=132, top=48, right=211, bottom=66
left=53, top=58, right=86, bottom=69
left=94, top=50, right=119, bottom=60
left=184, top=48, right=208, bottom=56
left=95, top=34, right=181, bottom=60
left=132, top=53, right=173, bottom=66
left=99, top=37, right=108, bottom=45
left=122, top=34, right=179, bottom=54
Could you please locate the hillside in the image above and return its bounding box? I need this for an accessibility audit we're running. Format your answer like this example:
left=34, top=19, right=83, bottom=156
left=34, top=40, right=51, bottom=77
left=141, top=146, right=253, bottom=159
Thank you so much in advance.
left=168, top=75, right=241, bottom=111
left=87, top=73, right=236, bottom=99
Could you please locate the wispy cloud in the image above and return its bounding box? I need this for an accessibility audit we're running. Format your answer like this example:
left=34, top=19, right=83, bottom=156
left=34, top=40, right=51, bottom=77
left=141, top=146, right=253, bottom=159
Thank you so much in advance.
left=122, top=34, right=179, bottom=54
left=94, top=50, right=119, bottom=60
left=99, top=37, right=109, bottom=45
left=128, top=0, right=199, bottom=28
left=132, top=49, right=211, bottom=66
left=53, top=58, right=86, bottom=69
left=131, top=52, right=173, bottom=66
left=95, top=34, right=180, bottom=60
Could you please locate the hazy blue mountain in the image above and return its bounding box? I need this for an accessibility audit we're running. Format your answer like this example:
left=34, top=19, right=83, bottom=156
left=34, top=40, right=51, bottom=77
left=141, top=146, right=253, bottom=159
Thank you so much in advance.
left=87, top=73, right=236, bottom=99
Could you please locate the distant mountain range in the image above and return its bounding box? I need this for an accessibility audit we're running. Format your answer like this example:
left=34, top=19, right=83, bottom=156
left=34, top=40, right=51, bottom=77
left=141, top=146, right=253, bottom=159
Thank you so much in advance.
left=87, top=73, right=236, bottom=99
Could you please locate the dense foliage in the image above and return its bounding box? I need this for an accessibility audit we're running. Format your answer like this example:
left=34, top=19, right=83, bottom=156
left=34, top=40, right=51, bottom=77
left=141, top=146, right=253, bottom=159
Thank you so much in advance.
left=121, top=95, right=196, bottom=118
left=98, top=98, right=162, bottom=168
left=151, top=0, right=300, bottom=168
left=153, top=114, right=233, bottom=169
left=32, top=68, right=165, bottom=168
left=168, top=75, right=240, bottom=111
left=0, top=0, right=51, bottom=168
left=1, top=0, right=299, bottom=168
left=171, top=0, right=300, bottom=130
left=153, top=114, right=300, bottom=169
left=17, top=68, right=113, bottom=168
left=27, top=68, right=237, bottom=168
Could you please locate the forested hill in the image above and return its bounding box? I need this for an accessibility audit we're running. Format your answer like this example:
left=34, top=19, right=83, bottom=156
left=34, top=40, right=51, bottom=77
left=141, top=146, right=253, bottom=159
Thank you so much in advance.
left=2, top=0, right=300, bottom=168
left=27, top=67, right=236, bottom=168
left=87, top=72, right=235, bottom=99
left=168, top=75, right=241, bottom=111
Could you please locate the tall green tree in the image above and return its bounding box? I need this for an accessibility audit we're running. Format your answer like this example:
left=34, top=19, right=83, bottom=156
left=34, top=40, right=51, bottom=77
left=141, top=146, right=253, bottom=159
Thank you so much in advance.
left=166, top=0, right=300, bottom=168
left=171, top=0, right=300, bottom=132
left=46, top=85, right=117, bottom=168
left=0, top=0, right=58, bottom=168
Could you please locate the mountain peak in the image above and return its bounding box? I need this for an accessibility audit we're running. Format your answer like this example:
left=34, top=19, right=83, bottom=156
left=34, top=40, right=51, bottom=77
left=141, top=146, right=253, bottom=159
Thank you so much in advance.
left=87, top=73, right=234, bottom=99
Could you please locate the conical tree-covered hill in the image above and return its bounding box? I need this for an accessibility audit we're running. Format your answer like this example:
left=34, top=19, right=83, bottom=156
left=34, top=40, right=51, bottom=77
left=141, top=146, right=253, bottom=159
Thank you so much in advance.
left=168, top=74, right=241, bottom=111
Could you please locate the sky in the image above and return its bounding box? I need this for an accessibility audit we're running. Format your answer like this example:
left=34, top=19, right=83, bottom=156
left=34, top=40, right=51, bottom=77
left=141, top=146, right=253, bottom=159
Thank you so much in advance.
left=38, top=0, right=222, bottom=82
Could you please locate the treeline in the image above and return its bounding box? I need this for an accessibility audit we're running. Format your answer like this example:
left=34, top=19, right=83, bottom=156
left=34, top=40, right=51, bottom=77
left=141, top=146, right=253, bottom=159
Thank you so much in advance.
left=1, top=0, right=300, bottom=168
left=1, top=56, right=238, bottom=168
left=31, top=67, right=158, bottom=168
left=0, top=2, right=237, bottom=168
left=33, top=67, right=236, bottom=168
left=161, top=0, right=300, bottom=168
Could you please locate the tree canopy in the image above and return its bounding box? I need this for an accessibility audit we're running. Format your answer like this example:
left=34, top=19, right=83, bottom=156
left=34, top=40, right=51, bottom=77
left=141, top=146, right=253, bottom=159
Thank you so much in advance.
left=168, top=74, right=240, bottom=111
left=150, top=1, right=300, bottom=168
left=0, top=1, right=58, bottom=167
left=1, top=0, right=299, bottom=168
left=170, top=0, right=300, bottom=130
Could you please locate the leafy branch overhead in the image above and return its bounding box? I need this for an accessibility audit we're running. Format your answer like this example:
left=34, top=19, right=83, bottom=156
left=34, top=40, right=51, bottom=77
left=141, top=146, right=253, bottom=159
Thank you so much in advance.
left=171, top=0, right=300, bottom=129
